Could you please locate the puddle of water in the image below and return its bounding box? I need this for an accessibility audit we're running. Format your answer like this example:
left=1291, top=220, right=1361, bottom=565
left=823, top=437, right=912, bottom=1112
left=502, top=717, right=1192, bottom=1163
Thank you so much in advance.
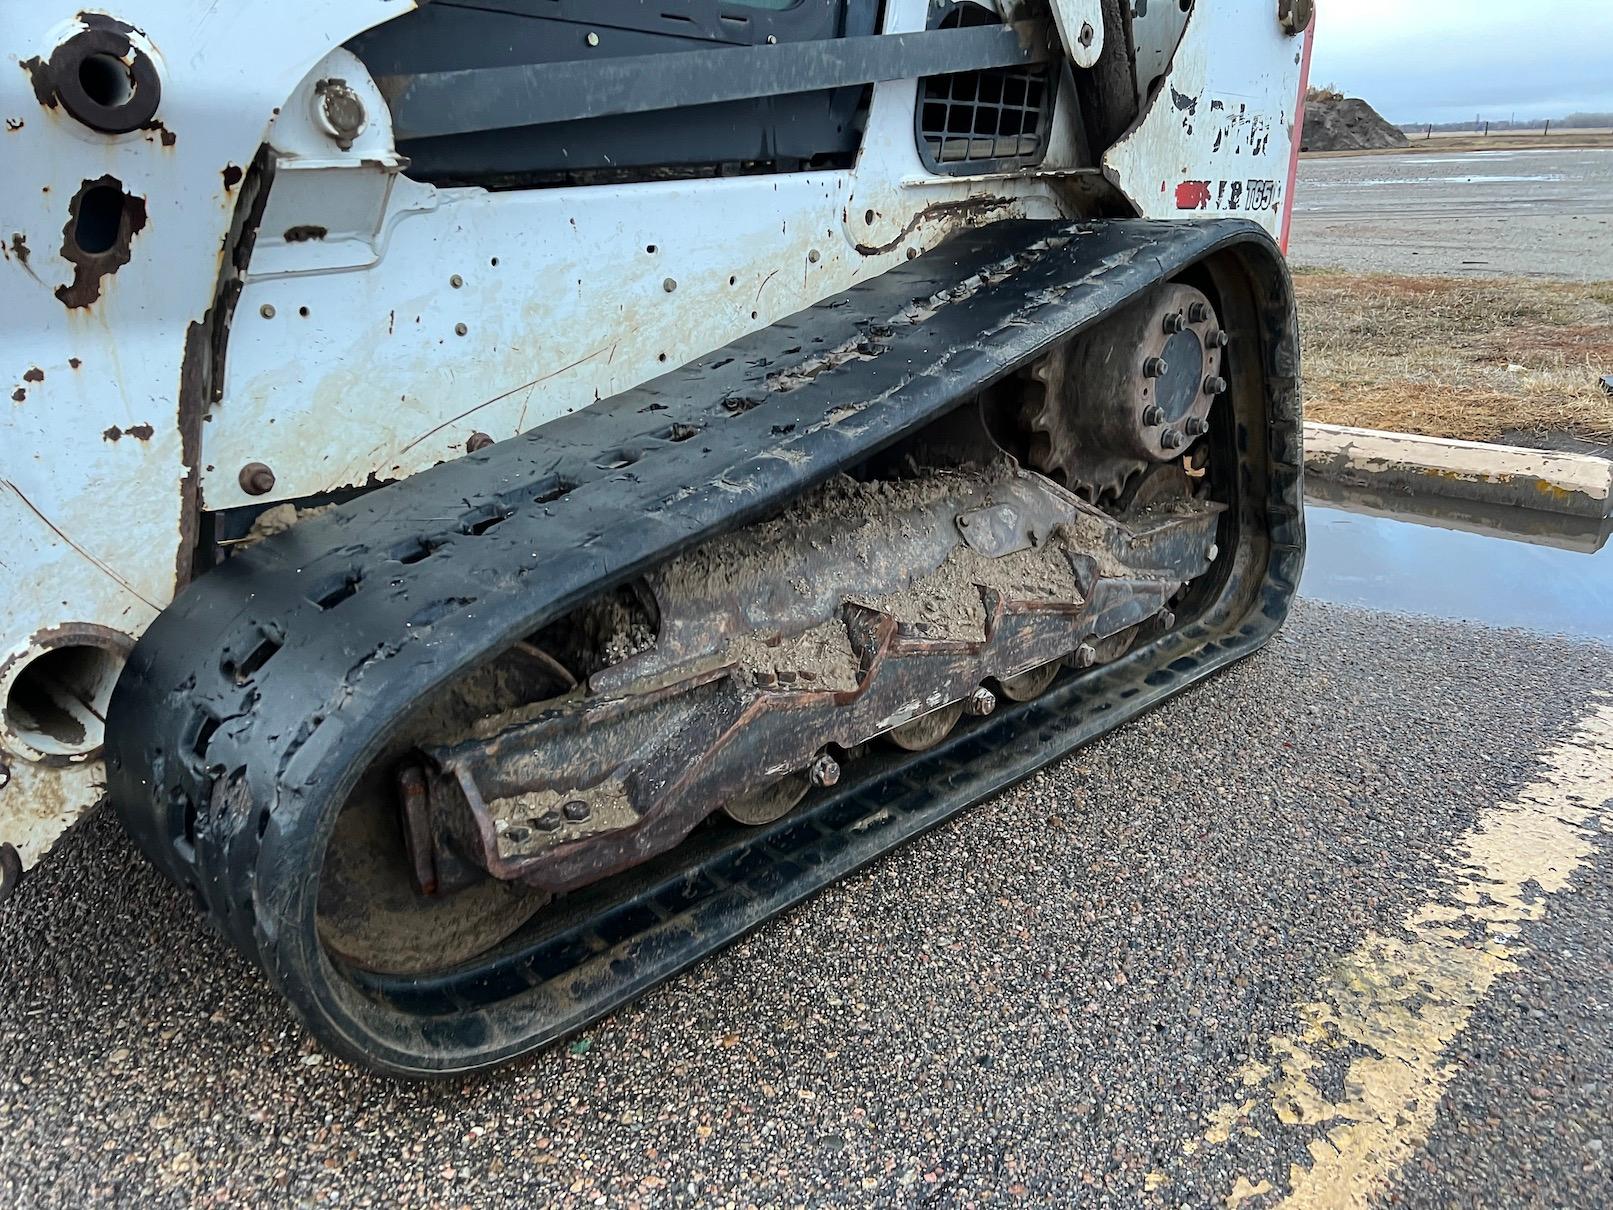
left=1337, top=174, right=1567, bottom=187
left=1300, top=484, right=1613, bottom=641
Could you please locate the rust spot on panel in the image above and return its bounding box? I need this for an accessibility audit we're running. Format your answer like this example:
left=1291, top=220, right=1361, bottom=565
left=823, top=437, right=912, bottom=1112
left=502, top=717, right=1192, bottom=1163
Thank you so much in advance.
left=54, top=176, right=147, bottom=309
left=4, top=118, right=22, bottom=132
left=103, top=425, right=123, bottom=441
left=22, top=367, right=43, bottom=383
left=283, top=225, right=328, bottom=243
left=9, top=233, right=29, bottom=266
left=222, top=164, right=243, bottom=191
left=68, top=357, right=81, bottom=369
left=155, top=124, right=176, bottom=147
left=126, top=422, right=154, bottom=441
left=11, top=389, right=23, bottom=403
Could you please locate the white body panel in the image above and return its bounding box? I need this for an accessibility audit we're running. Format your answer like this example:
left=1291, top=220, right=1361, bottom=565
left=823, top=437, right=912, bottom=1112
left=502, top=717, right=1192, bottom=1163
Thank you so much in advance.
left=0, top=0, right=1309, bottom=871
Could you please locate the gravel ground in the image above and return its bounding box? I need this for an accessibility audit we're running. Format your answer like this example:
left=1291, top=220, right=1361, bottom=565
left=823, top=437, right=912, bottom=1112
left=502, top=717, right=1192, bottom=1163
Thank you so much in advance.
left=1, top=599, right=1609, bottom=1208
left=1288, top=148, right=1613, bottom=279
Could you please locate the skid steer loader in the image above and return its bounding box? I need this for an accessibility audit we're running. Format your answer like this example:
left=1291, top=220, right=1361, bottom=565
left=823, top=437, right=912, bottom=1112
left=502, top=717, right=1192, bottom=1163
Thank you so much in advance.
left=0, top=0, right=1312, bottom=1074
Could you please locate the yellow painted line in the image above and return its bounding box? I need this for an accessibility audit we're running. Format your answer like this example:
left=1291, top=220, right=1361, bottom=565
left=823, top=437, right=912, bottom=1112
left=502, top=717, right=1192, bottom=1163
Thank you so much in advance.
left=1194, top=697, right=1613, bottom=1209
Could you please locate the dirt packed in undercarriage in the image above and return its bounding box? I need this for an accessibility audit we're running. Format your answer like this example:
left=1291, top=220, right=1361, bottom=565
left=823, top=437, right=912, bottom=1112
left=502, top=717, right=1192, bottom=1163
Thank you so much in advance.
left=628, top=462, right=1091, bottom=692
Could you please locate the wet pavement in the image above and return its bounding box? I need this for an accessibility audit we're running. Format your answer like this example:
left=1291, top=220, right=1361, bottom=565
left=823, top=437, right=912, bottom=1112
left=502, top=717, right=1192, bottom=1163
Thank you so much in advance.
left=1302, top=484, right=1613, bottom=641
left=2, top=496, right=1611, bottom=1208
left=1288, top=148, right=1613, bottom=278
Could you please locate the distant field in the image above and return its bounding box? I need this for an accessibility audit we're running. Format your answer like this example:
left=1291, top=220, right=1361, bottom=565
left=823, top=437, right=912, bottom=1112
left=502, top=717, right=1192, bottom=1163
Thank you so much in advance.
left=1302, top=129, right=1613, bottom=159
left=1296, top=270, right=1613, bottom=447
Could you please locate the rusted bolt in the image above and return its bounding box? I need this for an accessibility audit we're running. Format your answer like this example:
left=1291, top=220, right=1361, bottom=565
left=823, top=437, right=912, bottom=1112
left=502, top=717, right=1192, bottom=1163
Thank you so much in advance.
left=1203, top=376, right=1228, bottom=395
left=1209, top=329, right=1230, bottom=348
left=562, top=800, right=590, bottom=822
left=585, top=31, right=600, bottom=47
left=1184, top=416, right=1210, bottom=436
left=1078, top=22, right=1095, bottom=48
left=1278, top=0, right=1315, bottom=35
left=1161, top=428, right=1185, bottom=450
left=967, top=687, right=997, bottom=717
left=259, top=304, right=275, bottom=319
left=238, top=462, right=276, bottom=496
left=466, top=431, right=494, bottom=452
left=1143, top=356, right=1168, bottom=378
left=313, top=78, right=367, bottom=149
left=1163, top=313, right=1186, bottom=334
left=808, top=753, right=840, bottom=788
left=1141, top=404, right=1165, bottom=426
left=450, top=274, right=464, bottom=289
left=1072, top=642, right=1098, bottom=669
left=808, top=249, right=820, bottom=264
left=756, top=670, right=777, bottom=688
left=454, top=322, right=468, bottom=336
left=662, top=277, right=677, bottom=293
left=534, top=811, right=563, bottom=832
left=1188, top=302, right=1212, bottom=324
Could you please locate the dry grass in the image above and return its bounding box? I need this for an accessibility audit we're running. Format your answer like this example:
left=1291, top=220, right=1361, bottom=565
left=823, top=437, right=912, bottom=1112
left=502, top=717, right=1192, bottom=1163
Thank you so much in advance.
left=1295, top=269, right=1613, bottom=446
left=1301, top=131, right=1613, bottom=159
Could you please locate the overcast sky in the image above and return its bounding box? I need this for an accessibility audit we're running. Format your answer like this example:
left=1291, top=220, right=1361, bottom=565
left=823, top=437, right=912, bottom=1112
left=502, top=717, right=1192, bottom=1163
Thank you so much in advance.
left=1309, top=0, right=1613, bottom=124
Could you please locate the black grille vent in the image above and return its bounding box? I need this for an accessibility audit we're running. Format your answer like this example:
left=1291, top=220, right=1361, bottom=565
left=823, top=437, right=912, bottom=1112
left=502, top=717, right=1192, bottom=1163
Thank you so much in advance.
left=917, top=3, right=1056, bottom=174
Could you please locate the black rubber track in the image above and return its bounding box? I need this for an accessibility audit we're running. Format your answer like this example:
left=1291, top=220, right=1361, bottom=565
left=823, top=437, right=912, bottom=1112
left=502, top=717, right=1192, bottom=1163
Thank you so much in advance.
left=107, top=218, right=1303, bottom=1076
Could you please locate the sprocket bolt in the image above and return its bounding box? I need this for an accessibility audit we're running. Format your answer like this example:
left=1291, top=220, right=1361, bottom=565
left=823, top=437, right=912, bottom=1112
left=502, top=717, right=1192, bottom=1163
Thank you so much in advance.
left=1072, top=643, right=1098, bottom=669
left=967, top=688, right=997, bottom=717
left=562, top=800, right=590, bottom=822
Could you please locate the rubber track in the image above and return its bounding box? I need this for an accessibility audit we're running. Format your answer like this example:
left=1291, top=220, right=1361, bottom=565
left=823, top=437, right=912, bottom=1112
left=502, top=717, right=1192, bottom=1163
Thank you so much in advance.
left=108, top=218, right=1303, bottom=1075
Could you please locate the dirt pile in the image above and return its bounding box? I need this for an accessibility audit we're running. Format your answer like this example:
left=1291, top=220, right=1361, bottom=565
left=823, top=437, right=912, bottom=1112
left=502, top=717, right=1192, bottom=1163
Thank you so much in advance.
left=1301, top=97, right=1409, bottom=152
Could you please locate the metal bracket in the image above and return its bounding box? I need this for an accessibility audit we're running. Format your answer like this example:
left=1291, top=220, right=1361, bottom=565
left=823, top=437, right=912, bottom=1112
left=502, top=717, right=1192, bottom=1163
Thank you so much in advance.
left=378, top=21, right=1057, bottom=140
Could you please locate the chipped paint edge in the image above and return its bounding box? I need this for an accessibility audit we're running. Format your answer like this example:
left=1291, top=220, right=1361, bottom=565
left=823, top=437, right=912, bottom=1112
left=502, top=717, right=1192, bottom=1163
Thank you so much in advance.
left=1303, top=422, right=1613, bottom=520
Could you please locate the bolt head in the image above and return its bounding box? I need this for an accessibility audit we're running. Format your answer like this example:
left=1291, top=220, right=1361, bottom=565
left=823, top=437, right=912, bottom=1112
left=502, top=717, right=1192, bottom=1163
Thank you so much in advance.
left=238, top=462, right=276, bottom=496
left=586, top=31, right=600, bottom=46
left=663, top=277, right=678, bottom=293
left=1163, top=313, right=1187, bottom=335
left=1188, top=302, right=1212, bottom=324
left=1143, top=356, right=1168, bottom=378
left=466, top=431, right=494, bottom=453
left=454, top=322, right=468, bottom=336
left=1204, top=376, right=1228, bottom=396
left=1142, top=404, right=1165, bottom=426
left=1210, top=329, right=1231, bottom=348
left=1161, top=428, right=1185, bottom=450
left=1206, top=544, right=1220, bottom=562
left=1184, top=416, right=1210, bottom=436
left=534, top=811, right=562, bottom=832
left=809, top=753, right=841, bottom=788
left=967, top=687, right=997, bottom=717
left=1158, top=609, right=1177, bottom=632
left=259, top=303, right=276, bottom=319
left=1072, top=643, right=1098, bottom=669
left=562, top=799, right=590, bottom=822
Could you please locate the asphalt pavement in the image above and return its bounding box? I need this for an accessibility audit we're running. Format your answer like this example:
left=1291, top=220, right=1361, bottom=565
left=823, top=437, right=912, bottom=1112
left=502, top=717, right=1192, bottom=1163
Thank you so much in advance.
left=2, top=558, right=1610, bottom=1207
left=1288, top=147, right=1613, bottom=279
